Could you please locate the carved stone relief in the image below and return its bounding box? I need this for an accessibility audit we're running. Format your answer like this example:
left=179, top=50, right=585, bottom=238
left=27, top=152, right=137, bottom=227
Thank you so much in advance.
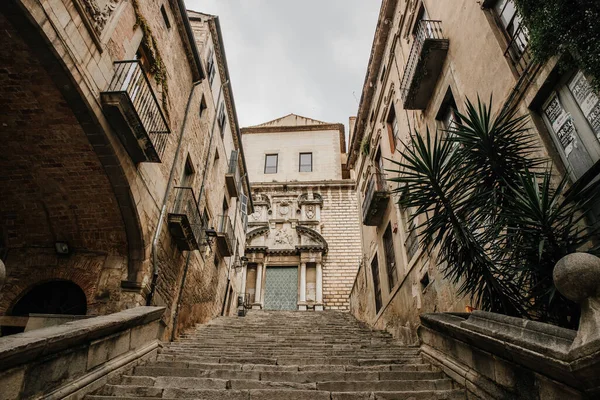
left=81, top=0, right=121, bottom=34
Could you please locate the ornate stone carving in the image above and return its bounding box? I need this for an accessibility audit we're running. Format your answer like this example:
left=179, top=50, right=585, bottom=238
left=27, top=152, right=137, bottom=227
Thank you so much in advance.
left=274, top=229, right=294, bottom=246
left=82, top=0, right=121, bottom=35
left=251, top=210, right=262, bottom=221
left=279, top=202, right=290, bottom=217
left=306, top=205, right=316, bottom=219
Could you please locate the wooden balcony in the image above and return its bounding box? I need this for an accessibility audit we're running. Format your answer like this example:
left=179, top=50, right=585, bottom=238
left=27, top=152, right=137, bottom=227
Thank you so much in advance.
left=225, top=150, right=241, bottom=198
left=101, top=61, right=170, bottom=163
left=216, top=214, right=235, bottom=256
left=168, top=187, right=204, bottom=251
left=362, top=172, right=390, bottom=226
left=401, top=20, right=449, bottom=110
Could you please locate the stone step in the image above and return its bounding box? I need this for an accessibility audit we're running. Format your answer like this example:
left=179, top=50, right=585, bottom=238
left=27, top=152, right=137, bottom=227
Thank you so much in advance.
left=88, top=388, right=465, bottom=399
left=86, top=311, right=464, bottom=400
left=156, top=354, right=424, bottom=366
left=99, top=378, right=455, bottom=395
left=132, top=367, right=444, bottom=381
left=150, top=361, right=435, bottom=372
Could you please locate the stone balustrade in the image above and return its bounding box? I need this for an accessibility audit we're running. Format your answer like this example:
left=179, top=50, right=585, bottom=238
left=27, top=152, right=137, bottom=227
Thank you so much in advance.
left=419, top=252, right=600, bottom=400
left=0, top=306, right=165, bottom=400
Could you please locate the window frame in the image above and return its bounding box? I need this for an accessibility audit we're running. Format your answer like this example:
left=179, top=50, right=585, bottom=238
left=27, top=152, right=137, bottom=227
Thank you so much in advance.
left=206, top=48, right=216, bottom=85
left=387, top=105, right=399, bottom=153
left=299, top=152, right=313, bottom=172
left=160, top=5, right=171, bottom=29
left=371, top=254, right=383, bottom=313
left=264, top=154, right=278, bottom=174
left=217, top=102, right=226, bottom=136
left=383, top=223, right=398, bottom=291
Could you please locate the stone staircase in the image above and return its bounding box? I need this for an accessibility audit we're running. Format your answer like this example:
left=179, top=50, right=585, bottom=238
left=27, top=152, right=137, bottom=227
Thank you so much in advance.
left=88, top=310, right=465, bottom=399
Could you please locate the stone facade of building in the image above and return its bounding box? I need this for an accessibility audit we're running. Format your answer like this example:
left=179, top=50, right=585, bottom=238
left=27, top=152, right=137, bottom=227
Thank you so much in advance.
left=241, top=115, right=362, bottom=311
left=0, top=0, right=250, bottom=339
left=347, top=0, right=600, bottom=344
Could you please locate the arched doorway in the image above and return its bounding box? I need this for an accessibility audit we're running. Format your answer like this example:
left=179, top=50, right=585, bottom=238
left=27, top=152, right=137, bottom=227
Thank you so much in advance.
left=1, top=280, right=87, bottom=335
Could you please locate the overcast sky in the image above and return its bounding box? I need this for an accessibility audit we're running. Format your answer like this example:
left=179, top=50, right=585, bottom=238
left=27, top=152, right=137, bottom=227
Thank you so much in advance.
left=185, top=0, right=380, bottom=136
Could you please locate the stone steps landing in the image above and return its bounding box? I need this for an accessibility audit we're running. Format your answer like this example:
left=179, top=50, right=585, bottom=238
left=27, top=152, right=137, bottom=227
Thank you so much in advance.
left=87, top=310, right=465, bottom=399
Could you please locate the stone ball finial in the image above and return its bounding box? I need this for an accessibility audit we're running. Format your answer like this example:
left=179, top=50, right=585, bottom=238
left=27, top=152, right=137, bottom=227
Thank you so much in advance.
left=553, top=252, right=600, bottom=303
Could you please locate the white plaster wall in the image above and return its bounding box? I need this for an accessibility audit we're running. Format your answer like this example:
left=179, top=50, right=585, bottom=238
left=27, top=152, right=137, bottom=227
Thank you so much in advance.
left=242, top=129, right=342, bottom=183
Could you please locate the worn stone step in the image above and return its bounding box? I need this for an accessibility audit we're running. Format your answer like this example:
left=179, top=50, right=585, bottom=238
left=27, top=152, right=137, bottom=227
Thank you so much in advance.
left=149, top=361, right=435, bottom=372
left=131, top=367, right=443, bottom=382
left=88, top=388, right=465, bottom=400
left=316, top=379, right=454, bottom=392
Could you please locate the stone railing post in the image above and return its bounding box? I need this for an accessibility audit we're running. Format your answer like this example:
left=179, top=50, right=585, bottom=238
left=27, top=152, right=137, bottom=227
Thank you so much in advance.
left=554, top=252, right=600, bottom=350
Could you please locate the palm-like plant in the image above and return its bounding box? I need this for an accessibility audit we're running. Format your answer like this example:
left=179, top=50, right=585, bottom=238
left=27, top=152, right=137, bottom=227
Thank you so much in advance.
left=389, top=97, right=600, bottom=327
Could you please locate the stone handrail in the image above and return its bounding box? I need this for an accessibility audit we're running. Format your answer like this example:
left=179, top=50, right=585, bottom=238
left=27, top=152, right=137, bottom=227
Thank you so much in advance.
left=419, top=252, right=600, bottom=399
left=0, top=306, right=165, bottom=399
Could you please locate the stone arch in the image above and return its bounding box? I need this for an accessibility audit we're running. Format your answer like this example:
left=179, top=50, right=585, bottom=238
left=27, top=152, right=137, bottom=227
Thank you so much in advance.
left=296, top=226, right=328, bottom=252
left=1, top=279, right=87, bottom=335
left=1, top=2, right=145, bottom=286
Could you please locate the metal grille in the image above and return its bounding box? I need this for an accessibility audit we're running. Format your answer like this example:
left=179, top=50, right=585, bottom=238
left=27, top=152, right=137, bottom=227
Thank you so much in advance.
left=504, top=25, right=532, bottom=76
left=264, top=267, right=298, bottom=311
left=171, top=187, right=205, bottom=246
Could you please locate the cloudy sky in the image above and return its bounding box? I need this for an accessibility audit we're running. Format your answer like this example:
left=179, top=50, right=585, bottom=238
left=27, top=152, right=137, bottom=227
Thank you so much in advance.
left=185, top=0, right=380, bottom=134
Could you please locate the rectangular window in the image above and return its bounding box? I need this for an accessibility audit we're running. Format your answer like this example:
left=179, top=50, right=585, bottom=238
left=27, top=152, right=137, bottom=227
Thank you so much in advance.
left=371, top=255, right=383, bottom=313
left=199, top=95, right=207, bottom=118
left=264, top=154, right=278, bottom=174
left=160, top=5, right=171, bottom=29
left=387, top=106, right=399, bottom=153
left=299, top=152, right=312, bottom=172
left=383, top=224, right=398, bottom=290
left=490, top=0, right=531, bottom=74
left=240, top=193, right=248, bottom=231
left=207, top=48, right=216, bottom=85
left=218, top=102, right=226, bottom=136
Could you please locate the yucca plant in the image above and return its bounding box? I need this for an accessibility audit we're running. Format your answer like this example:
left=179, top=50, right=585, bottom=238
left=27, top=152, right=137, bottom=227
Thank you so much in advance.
left=389, top=97, right=600, bottom=327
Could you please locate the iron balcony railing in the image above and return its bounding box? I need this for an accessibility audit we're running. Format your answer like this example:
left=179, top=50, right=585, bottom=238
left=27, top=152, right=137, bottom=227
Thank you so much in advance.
left=226, top=150, right=242, bottom=196
left=400, top=20, right=445, bottom=104
left=362, top=172, right=388, bottom=220
left=105, top=60, right=170, bottom=158
left=171, top=187, right=205, bottom=247
left=504, top=25, right=532, bottom=76
left=217, top=214, right=235, bottom=250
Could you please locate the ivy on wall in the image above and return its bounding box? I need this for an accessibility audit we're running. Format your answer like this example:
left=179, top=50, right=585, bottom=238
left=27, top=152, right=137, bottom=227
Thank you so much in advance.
left=513, top=0, right=600, bottom=88
left=131, top=0, right=170, bottom=120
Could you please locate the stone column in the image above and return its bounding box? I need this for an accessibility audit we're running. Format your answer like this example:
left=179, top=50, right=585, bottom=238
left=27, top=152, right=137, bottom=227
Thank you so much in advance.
left=316, top=262, right=323, bottom=311
left=253, top=263, right=263, bottom=309
left=299, top=262, right=307, bottom=311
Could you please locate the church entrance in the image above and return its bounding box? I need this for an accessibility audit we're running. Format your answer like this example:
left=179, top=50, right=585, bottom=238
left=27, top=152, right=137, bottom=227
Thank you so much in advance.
left=263, top=267, right=298, bottom=310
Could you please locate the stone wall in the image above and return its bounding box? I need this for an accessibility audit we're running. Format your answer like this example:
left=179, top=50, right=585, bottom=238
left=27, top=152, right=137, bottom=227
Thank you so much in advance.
left=0, top=0, right=247, bottom=340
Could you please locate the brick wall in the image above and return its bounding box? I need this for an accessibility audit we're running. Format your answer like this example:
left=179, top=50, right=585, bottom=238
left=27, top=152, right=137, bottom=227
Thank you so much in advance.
left=321, top=185, right=362, bottom=311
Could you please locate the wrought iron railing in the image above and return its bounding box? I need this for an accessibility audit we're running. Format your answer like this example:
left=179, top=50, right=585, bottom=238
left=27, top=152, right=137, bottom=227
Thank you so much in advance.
left=217, top=214, right=235, bottom=248
left=105, top=60, right=170, bottom=158
left=362, top=172, right=388, bottom=220
left=171, top=187, right=204, bottom=246
left=400, top=20, right=445, bottom=104
left=227, top=150, right=241, bottom=192
left=504, top=25, right=532, bottom=76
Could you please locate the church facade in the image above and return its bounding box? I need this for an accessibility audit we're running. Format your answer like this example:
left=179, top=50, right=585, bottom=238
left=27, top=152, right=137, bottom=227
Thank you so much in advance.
left=241, top=115, right=362, bottom=311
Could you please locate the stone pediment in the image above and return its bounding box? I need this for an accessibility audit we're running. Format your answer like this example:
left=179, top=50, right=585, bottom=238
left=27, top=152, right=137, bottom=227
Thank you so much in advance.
left=245, top=224, right=327, bottom=254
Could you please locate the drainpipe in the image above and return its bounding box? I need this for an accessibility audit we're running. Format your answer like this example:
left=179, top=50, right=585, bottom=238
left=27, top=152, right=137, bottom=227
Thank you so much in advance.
left=147, top=81, right=202, bottom=306
left=171, top=79, right=229, bottom=330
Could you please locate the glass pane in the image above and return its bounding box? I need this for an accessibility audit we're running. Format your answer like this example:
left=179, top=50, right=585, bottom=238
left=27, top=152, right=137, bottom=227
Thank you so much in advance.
left=299, top=153, right=312, bottom=172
